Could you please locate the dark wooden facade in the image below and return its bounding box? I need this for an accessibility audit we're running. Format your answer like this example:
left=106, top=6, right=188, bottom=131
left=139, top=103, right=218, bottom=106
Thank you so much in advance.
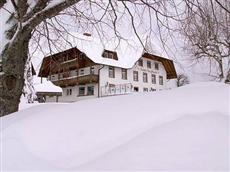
left=52, top=75, right=99, bottom=87
left=38, top=47, right=96, bottom=77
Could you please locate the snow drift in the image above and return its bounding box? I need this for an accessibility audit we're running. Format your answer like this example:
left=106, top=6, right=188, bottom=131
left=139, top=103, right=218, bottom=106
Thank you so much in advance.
left=1, top=82, right=229, bottom=171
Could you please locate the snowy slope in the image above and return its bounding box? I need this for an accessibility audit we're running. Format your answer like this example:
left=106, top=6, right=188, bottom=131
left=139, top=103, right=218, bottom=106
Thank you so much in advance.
left=78, top=112, right=228, bottom=171
left=1, top=82, right=229, bottom=171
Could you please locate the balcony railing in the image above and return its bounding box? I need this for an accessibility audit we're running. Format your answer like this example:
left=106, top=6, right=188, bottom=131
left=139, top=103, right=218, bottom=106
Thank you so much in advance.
left=100, top=83, right=132, bottom=97
left=47, top=66, right=98, bottom=82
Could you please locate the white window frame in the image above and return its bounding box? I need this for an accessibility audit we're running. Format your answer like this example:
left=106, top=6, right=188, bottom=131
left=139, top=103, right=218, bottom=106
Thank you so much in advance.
left=109, top=66, right=115, bottom=78
left=133, top=71, right=139, bottom=81
left=155, top=62, right=159, bottom=70
left=121, top=69, right=127, bottom=80
left=87, top=86, right=94, bottom=95
left=147, top=61, right=151, bottom=69
left=152, top=74, right=156, bottom=84
left=143, top=72, right=148, bottom=83
left=79, top=87, right=85, bottom=96
left=159, top=76, right=164, bottom=85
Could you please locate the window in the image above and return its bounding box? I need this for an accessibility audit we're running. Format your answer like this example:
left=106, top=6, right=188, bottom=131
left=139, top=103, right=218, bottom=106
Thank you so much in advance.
left=103, top=50, right=118, bottom=60
left=138, top=59, right=143, bottom=67
left=90, top=67, right=95, bottom=74
left=133, top=71, right=138, bottom=81
left=152, top=74, right=156, bottom=84
left=79, top=87, right=85, bottom=96
left=87, top=86, right=94, bottom=95
left=143, top=73, right=148, bottom=83
left=51, top=75, right=56, bottom=81
left=108, top=53, right=113, bottom=59
left=79, top=53, right=85, bottom=60
left=159, top=76, right=164, bottom=85
left=80, top=69, right=84, bottom=75
left=70, top=89, right=72, bottom=95
left=75, top=70, right=78, bottom=76
left=155, top=62, right=159, bottom=70
left=66, top=89, right=72, bottom=96
left=58, top=73, right=62, bottom=79
left=104, top=52, right=109, bottom=58
left=109, top=66, right=115, bottom=78
left=104, top=52, right=113, bottom=59
left=143, top=88, right=148, bottom=92
left=147, top=61, right=151, bottom=68
left=134, top=87, right=139, bottom=92
left=121, top=69, right=127, bottom=80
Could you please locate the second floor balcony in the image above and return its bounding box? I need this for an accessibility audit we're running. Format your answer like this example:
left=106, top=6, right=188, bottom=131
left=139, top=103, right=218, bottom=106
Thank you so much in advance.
left=47, top=66, right=98, bottom=82
left=47, top=66, right=99, bottom=87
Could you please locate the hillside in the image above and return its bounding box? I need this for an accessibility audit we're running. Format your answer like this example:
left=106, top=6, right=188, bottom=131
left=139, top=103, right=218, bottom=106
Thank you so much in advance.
left=1, top=82, right=229, bottom=171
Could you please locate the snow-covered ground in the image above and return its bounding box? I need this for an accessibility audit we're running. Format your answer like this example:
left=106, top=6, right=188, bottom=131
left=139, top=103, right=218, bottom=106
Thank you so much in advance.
left=1, top=82, right=229, bottom=171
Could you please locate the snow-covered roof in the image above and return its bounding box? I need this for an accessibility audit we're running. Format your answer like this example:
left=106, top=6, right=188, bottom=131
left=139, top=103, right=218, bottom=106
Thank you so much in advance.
left=68, top=33, right=166, bottom=68
left=34, top=81, right=62, bottom=93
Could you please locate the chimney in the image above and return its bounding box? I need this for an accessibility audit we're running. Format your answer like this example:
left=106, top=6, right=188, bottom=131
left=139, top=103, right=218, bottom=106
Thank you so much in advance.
left=83, top=33, right=91, bottom=37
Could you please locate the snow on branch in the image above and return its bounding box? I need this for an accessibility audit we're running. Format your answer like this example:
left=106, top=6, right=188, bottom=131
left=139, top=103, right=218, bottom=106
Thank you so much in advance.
left=23, top=0, right=81, bottom=29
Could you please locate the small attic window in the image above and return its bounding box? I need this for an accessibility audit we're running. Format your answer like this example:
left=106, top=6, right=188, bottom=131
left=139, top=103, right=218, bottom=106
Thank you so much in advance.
left=102, top=50, right=118, bottom=60
left=79, top=53, right=86, bottom=60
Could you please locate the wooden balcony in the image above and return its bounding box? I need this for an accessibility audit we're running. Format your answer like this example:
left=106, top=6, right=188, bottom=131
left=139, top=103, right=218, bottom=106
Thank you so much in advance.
left=52, top=74, right=99, bottom=87
left=47, top=66, right=99, bottom=87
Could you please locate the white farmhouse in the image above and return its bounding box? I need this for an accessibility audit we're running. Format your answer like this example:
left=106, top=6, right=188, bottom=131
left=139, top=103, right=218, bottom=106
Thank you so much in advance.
left=38, top=34, right=177, bottom=102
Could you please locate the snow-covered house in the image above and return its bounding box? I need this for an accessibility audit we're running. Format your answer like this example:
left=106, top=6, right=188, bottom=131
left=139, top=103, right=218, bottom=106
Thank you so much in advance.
left=38, top=34, right=177, bottom=102
left=34, top=81, right=62, bottom=103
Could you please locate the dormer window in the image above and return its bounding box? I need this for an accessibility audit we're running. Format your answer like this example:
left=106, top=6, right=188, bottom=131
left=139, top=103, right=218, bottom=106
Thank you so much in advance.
left=102, top=50, right=118, bottom=60
left=108, top=53, right=113, bottom=59
left=104, top=51, right=109, bottom=58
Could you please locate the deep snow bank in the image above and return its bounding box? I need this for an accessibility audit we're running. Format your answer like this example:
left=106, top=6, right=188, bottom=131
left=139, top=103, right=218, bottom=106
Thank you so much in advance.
left=78, top=112, right=229, bottom=171
left=1, top=82, right=229, bottom=171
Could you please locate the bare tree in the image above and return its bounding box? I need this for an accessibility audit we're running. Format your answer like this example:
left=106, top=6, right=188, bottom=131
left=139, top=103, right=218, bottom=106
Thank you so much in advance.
left=0, top=0, right=85, bottom=116
left=176, top=73, right=189, bottom=87
left=181, top=0, right=230, bottom=81
left=0, top=0, right=184, bottom=116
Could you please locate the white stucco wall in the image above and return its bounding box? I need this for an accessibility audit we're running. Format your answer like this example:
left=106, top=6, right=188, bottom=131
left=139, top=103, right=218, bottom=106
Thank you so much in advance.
left=57, top=84, right=98, bottom=102
left=99, top=57, right=167, bottom=95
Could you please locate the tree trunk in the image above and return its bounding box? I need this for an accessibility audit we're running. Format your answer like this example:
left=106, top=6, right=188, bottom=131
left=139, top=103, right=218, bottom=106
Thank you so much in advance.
left=219, top=59, right=224, bottom=80
left=0, top=32, right=31, bottom=117
left=225, top=69, right=230, bottom=84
